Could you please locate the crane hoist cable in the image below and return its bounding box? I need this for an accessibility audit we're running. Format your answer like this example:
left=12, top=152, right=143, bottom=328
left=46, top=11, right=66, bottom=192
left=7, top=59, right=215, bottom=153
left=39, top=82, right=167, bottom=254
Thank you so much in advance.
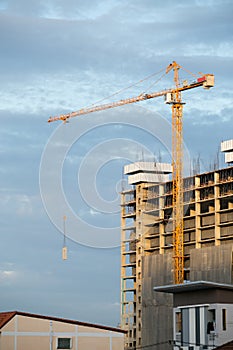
left=83, top=67, right=166, bottom=110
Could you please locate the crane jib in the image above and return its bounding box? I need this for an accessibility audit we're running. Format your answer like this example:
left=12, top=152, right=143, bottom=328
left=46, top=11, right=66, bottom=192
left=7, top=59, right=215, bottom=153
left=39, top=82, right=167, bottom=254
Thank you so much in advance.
left=47, top=75, right=214, bottom=123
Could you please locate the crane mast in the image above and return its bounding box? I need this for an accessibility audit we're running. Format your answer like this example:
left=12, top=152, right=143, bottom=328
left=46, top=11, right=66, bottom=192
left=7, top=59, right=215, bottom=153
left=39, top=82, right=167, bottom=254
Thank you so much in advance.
left=168, top=62, right=184, bottom=284
left=48, top=62, right=214, bottom=284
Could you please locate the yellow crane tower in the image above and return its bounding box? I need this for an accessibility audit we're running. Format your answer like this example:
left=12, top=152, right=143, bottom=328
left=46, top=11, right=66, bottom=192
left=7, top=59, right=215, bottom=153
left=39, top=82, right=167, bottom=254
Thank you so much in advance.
left=48, top=61, right=214, bottom=284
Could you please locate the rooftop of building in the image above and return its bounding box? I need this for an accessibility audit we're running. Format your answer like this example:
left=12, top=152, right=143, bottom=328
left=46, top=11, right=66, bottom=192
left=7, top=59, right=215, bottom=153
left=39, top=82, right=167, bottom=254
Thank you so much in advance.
left=153, top=280, right=233, bottom=294
left=0, top=311, right=126, bottom=333
left=124, top=162, right=172, bottom=175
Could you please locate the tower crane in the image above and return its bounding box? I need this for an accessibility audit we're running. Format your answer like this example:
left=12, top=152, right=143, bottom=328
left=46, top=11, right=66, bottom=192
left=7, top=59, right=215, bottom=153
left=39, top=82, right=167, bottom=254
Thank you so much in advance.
left=48, top=61, right=214, bottom=284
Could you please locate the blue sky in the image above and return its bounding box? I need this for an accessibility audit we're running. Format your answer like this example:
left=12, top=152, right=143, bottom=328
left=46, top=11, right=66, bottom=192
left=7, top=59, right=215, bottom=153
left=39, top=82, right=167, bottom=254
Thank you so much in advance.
left=0, top=0, right=233, bottom=327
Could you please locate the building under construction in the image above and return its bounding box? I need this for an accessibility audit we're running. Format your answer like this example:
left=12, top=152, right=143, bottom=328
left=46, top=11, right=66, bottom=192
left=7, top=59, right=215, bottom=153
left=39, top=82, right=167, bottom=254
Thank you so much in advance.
left=46, top=60, right=231, bottom=349
left=120, top=141, right=233, bottom=349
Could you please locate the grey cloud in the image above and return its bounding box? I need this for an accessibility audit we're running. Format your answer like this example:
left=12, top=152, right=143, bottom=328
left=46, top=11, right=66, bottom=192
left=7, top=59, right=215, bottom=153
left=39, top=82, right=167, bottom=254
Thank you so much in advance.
left=0, top=0, right=232, bottom=82
left=3, top=0, right=121, bottom=20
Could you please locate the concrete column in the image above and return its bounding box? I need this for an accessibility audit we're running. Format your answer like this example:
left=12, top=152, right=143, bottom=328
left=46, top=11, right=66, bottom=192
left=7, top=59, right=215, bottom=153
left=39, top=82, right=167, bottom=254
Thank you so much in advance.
left=49, top=321, right=53, bottom=350
left=214, top=172, right=221, bottom=245
left=159, top=183, right=165, bottom=254
left=189, top=308, right=196, bottom=347
left=195, top=175, right=201, bottom=248
left=14, top=315, right=18, bottom=350
left=75, top=325, right=79, bottom=350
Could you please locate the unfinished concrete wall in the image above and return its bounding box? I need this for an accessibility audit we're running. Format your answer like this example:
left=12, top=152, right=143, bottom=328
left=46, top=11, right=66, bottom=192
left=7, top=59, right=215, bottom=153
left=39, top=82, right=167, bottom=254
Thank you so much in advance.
left=190, top=244, right=233, bottom=284
left=141, top=253, right=173, bottom=350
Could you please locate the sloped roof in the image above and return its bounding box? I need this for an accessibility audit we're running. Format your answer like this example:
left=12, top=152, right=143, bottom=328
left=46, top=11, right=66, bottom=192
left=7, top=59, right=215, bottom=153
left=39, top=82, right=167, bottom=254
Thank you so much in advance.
left=0, top=311, right=126, bottom=333
left=0, top=311, right=17, bottom=329
left=214, top=340, right=233, bottom=349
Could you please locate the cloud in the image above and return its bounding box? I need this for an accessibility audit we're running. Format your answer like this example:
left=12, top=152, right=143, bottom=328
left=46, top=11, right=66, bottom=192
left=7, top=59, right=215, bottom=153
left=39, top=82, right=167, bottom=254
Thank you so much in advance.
left=0, top=262, right=19, bottom=284
left=89, top=208, right=101, bottom=216
left=1, top=0, right=231, bottom=82
left=0, top=192, right=43, bottom=219
left=0, top=270, right=15, bottom=280
left=2, top=0, right=122, bottom=20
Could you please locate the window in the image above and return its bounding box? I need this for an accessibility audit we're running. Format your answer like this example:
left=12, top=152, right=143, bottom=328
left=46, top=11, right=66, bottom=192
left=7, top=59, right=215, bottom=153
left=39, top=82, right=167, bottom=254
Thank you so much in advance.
left=57, top=338, right=72, bottom=349
left=176, top=312, right=182, bottom=333
left=207, top=309, right=216, bottom=335
left=222, top=309, right=227, bottom=331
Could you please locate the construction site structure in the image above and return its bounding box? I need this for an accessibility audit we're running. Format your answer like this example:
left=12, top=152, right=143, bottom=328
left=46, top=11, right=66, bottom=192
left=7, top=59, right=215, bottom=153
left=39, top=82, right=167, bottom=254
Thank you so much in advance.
left=48, top=61, right=214, bottom=286
left=121, top=161, right=233, bottom=349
